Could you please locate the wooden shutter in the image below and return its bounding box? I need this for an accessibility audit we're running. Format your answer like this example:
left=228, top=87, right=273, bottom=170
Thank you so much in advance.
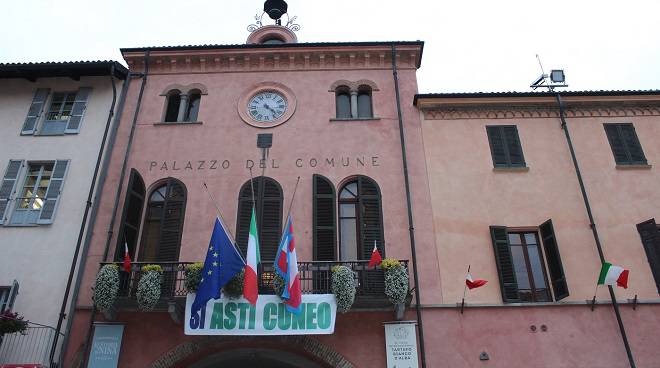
left=539, top=219, right=569, bottom=300
left=260, top=178, right=283, bottom=262
left=65, top=87, right=92, bottom=134
left=486, top=126, right=507, bottom=167
left=156, top=180, right=186, bottom=262
left=115, top=170, right=145, bottom=262
left=358, top=176, right=384, bottom=259
left=22, top=89, right=49, bottom=135
left=236, top=182, right=254, bottom=259
left=0, top=160, right=23, bottom=224
left=637, top=219, right=660, bottom=294
left=313, top=175, right=336, bottom=261
left=620, top=124, right=647, bottom=164
left=503, top=126, right=525, bottom=166
left=37, top=160, right=69, bottom=224
left=490, top=226, right=520, bottom=302
left=236, top=177, right=282, bottom=262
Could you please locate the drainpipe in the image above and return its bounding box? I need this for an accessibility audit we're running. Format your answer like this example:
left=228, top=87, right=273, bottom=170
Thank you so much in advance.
left=47, top=63, right=120, bottom=367
left=56, top=68, right=132, bottom=367
left=555, top=93, right=636, bottom=368
left=391, top=44, right=427, bottom=368
left=80, top=51, right=150, bottom=368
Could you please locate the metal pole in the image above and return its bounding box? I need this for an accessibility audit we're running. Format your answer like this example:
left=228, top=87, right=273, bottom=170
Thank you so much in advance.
left=555, top=92, right=636, bottom=368
left=391, top=44, right=427, bottom=368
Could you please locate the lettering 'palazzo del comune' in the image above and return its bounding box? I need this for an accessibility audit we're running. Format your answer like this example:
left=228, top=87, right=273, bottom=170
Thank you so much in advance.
left=149, top=155, right=381, bottom=171
left=27, top=1, right=658, bottom=368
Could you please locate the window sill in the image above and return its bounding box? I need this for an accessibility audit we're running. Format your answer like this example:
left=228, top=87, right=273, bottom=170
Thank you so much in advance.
left=2, top=223, right=40, bottom=227
left=615, top=164, right=652, bottom=170
left=492, top=166, right=529, bottom=172
left=154, top=121, right=203, bottom=126
left=329, top=117, right=381, bottom=122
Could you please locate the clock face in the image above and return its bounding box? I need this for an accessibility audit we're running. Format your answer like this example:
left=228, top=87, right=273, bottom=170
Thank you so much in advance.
left=247, top=91, right=288, bottom=122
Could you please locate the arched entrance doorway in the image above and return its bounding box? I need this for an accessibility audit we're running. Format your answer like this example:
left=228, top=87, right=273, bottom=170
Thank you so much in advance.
left=189, top=348, right=324, bottom=368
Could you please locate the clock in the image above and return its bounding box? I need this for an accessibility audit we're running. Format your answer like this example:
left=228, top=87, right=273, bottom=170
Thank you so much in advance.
left=247, top=91, right=288, bottom=122
left=238, top=82, right=297, bottom=128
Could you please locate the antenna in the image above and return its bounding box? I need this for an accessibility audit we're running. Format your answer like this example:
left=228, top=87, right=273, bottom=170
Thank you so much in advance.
left=530, top=54, right=568, bottom=91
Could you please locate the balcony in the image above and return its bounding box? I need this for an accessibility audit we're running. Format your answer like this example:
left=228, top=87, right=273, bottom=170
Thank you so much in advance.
left=0, top=325, right=61, bottom=367
left=100, top=260, right=409, bottom=319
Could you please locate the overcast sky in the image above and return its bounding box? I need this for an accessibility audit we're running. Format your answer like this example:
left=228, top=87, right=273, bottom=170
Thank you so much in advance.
left=2, top=0, right=659, bottom=93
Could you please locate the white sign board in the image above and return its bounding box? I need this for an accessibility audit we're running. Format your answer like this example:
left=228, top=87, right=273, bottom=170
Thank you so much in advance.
left=184, top=294, right=336, bottom=335
left=385, top=322, right=419, bottom=368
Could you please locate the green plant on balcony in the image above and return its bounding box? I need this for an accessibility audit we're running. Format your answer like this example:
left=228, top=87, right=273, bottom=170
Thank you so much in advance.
left=381, top=258, right=409, bottom=305
left=92, top=264, right=120, bottom=312
left=331, top=265, right=356, bottom=313
left=223, top=268, right=245, bottom=299
left=137, top=264, right=163, bottom=311
left=271, top=273, right=286, bottom=297
left=184, top=263, right=204, bottom=293
left=0, top=311, right=28, bottom=336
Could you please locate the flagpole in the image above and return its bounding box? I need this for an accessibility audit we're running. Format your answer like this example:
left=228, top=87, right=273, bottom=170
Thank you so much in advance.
left=283, top=176, right=301, bottom=226
left=202, top=181, right=236, bottom=241
left=461, top=264, right=470, bottom=314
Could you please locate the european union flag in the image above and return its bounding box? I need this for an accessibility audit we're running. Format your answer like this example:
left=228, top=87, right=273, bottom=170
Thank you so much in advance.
left=191, top=218, right=245, bottom=313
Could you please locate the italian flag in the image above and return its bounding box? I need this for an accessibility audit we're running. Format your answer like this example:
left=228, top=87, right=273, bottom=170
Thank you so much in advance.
left=243, top=206, right=260, bottom=305
left=598, top=262, right=629, bottom=289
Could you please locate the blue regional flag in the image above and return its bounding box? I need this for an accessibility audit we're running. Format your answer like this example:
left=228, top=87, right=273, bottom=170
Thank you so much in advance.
left=191, top=218, right=245, bottom=313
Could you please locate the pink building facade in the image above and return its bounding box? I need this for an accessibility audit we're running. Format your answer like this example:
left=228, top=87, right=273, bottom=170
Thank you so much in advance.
left=63, top=25, right=439, bottom=367
left=415, top=92, right=660, bottom=367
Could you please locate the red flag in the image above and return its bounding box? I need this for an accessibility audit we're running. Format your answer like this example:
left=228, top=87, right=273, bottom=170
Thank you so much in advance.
left=368, top=241, right=382, bottom=268
left=466, top=273, right=487, bottom=289
left=123, top=242, right=132, bottom=273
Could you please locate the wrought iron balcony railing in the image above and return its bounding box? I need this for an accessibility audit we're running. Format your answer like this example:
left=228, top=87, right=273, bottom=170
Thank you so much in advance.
left=100, top=260, right=409, bottom=311
left=0, top=325, right=61, bottom=366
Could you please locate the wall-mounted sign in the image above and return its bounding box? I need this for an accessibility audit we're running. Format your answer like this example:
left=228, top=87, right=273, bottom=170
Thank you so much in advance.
left=87, top=324, right=124, bottom=368
left=184, top=294, right=336, bottom=335
left=384, top=322, right=419, bottom=368
left=147, top=156, right=381, bottom=172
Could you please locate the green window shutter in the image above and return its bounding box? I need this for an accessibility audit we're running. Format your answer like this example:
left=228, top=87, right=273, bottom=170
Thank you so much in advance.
left=637, top=219, right=660, bottom=294
left=313, top=175, right=336, bottom=261
left=156, top=180, right=186, bottom=262
left=0, top=160, right=23, bottom=224
left=236, top=183, right=254, bottom=259
left=260, top=178, right=283, bottom=263
left=115, top=170, right=145, bottom=262
left=37, top=160, right=69, bottom=224
left=65, top=87, right=92, bottom=134
left=503, top=126, right=525, bottom=166
left=358, top=176, right=384, bottom=260
left=22, top=89, right=50, bottom=135
left=620, top=124, right=647, bottom=164
left=490, top=226, right=520, bottom=302
left=486, top=126, right=508, bottom=167
left=539, top=219, right=569, bottom=300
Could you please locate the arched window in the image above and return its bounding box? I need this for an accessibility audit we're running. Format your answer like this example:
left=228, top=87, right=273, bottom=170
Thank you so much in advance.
left=184, top=90, right=201, bottom=122
left=313, top=175, right=336, bottom=261
left=357, top=86, right=373, bottom=118
left=138, top=179, right=186, bottom=262
left=115, top=170, right=145, bottom=263
left=164, top=90, right=182, bottom=122
left=335, top=86, right=351, bottom=119
left=236, top=177, right=283, bottom=262
left=338, top=176, right=384, bottom=260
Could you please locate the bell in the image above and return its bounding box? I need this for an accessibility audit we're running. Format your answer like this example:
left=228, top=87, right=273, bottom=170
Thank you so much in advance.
left=264, top=0, right=288, bottom=20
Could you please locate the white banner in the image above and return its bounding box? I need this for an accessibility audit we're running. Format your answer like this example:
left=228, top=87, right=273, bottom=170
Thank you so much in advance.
left=385, top=322, right=419, bottom=368
left=184, top=294, right=337, bottom=335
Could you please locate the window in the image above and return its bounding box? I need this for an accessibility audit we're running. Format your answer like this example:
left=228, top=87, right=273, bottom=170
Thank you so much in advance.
left=333, top=83, right=375, bottom=119
left=236, top=177, right=283, bottom=262
left=0, top=160, right=69, bottom=225
left=0, top=280, right=19, bottom=312
left=115, top=170, right=145, bottom=264
left=21, top=87, right=92, bottom=135
left=637, top=219, right=660, bottom=294
left=490, top=220, right=568, bottom=303
left=604, top=123, right=647, bottom=165
left=486, top=125, right=526, bottom=168
left=338, top=176, right=384, bottom=261
left=138, top=179, right=186, bottom=262
left=163, top=89, right=202, bottom=123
